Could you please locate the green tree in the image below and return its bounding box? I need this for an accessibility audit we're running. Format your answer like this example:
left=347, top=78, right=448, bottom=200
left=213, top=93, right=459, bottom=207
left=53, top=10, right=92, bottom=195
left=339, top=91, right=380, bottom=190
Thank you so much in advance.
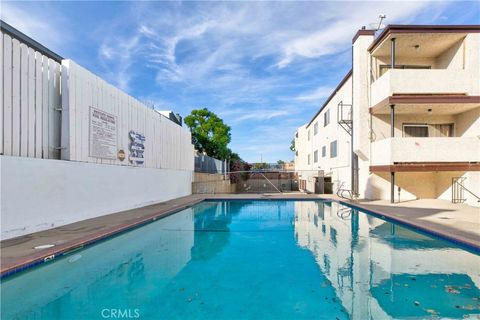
left=290, top=139, right=295, bottom=152
left=228, top=151, right=242, bottom=162
left=184, top=108, right=232, bottom=160
left=277, top=160, right=285, bottom=165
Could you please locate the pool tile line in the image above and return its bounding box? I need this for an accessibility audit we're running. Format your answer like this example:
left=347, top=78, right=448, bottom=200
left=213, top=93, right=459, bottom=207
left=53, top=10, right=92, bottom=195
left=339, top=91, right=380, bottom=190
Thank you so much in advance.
left=0, top=198, right=203, bottom=279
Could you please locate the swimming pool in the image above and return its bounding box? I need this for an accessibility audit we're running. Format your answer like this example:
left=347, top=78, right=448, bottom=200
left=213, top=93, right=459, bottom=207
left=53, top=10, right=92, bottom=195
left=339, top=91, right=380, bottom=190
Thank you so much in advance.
left=1, top=200, right=479, bottom=319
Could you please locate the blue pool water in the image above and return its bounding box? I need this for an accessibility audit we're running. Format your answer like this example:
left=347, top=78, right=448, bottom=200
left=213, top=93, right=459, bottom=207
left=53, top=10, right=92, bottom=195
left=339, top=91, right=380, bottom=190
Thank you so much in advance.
left=1, top=200, right=479, bottom=319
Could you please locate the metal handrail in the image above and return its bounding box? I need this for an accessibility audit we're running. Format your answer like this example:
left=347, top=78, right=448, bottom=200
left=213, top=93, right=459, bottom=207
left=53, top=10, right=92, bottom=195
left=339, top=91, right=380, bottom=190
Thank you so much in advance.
left=336, top=182, right=355, bottom=200
left=453, top=178, right=480, bottom=202
left=337, top=207, right=352, bottom=220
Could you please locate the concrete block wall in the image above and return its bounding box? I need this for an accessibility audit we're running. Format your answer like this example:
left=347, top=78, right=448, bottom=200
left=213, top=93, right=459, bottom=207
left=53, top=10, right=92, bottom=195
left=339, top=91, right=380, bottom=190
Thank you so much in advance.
left=192, top=172, right=235, bottom=194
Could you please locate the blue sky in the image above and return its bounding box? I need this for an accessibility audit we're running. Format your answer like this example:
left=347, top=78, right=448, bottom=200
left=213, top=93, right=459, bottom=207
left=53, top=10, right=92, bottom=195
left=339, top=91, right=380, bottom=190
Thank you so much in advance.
left=2, top=1, right=479, bottom=162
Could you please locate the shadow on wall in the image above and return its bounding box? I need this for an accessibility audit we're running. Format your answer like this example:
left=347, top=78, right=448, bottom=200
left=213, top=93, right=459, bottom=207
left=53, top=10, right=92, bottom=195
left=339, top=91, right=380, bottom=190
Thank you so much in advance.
left=454, top=107, right=480, bottom=136
left=364, top=171, right=467, bottom=202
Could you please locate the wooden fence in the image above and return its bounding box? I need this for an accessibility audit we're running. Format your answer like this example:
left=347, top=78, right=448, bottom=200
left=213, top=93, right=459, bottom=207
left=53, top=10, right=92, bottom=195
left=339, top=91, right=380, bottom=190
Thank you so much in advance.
left=1, top=30, right=62, bottom=159
left=2, top=25, right=193, bottom=172
left=61, top=60, right=194, bottom=171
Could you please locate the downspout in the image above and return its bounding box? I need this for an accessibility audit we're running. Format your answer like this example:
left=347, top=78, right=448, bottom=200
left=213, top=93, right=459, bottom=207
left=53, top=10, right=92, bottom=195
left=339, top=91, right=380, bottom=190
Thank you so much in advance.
left=351, top=43, right=355, bottom=196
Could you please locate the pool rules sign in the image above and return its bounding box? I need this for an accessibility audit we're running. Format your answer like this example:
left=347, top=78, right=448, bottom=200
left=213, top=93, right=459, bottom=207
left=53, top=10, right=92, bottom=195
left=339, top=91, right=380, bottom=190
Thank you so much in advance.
left=89, top=107, right=118, bottom=159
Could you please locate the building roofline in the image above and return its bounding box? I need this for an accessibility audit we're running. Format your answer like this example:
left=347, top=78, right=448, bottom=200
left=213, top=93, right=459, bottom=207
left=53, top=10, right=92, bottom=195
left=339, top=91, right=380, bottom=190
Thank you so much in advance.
left=306, top=69, right=352, bottom=129
left=352, top=29, right=376, bottom=44
left=368, top=24, right=480, bottom=53
left=0, top=19, right=64, bottom=62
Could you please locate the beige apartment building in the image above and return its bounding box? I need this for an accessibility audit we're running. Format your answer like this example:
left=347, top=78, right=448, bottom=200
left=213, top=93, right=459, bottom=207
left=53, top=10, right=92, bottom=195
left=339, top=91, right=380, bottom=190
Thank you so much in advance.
left=295, top=25, right=480, bottom=206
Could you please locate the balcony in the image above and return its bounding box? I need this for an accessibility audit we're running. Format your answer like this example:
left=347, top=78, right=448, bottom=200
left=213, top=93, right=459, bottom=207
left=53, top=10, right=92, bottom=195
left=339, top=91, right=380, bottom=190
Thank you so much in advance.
left=371, top=69, right=479, bottom=107
left=371, top=137, right=480, bottom=166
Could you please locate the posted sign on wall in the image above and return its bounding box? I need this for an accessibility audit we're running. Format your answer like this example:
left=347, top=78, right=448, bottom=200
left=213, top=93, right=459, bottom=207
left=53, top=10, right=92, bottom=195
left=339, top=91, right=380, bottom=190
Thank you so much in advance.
left=89, top=107, right=117, bottom=159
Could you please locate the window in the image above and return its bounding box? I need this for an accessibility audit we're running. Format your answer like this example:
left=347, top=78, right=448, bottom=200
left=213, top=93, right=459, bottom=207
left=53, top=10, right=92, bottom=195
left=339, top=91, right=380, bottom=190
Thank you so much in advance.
left=314, top=122, right=318, bottom=135
left=295, top=151, right=298, bottom=157
left=324, top=109, right=330, bottom=127
left=402, top=123, right=454, bottom=137
left=403, top=124, right=428, bottom=137
left=307, top=130, right=311, bottom=141
left=322, top=146, right=326, bottom=157
left=314, top=150, right=318, bottom=163
left=330, top=140, right=337, bottom=158
left=307, top=154, right=311, bottom=165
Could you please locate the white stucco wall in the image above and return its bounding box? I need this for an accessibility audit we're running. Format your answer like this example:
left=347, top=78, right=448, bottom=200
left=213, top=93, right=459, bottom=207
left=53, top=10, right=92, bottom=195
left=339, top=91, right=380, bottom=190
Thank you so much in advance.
left=294, top=75, right=353, bottom=193
left=0, top=156, right=193, bottom=240
left=371, top=137, right=480, bottom=165
left=295, top=30, right=479, bottom=203
left=371, top=69, right=479, bottom=106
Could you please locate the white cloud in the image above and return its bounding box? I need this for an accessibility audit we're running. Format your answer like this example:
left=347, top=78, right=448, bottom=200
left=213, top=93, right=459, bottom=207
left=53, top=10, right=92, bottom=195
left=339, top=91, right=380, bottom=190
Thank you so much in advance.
left=0, top=2, right=63, bottom=50
left=3, top=0, right=452, bottom=162
left=295, top=86, right=334, bottom=102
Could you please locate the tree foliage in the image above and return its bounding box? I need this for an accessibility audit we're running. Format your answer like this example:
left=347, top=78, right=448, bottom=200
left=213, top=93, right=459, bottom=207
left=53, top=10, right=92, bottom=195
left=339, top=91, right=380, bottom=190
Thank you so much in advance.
left=184, top=108, right=232, bottom=160
left=290, top=139, right=295, bottom=152
left=229, top=159, right=251, bottom=183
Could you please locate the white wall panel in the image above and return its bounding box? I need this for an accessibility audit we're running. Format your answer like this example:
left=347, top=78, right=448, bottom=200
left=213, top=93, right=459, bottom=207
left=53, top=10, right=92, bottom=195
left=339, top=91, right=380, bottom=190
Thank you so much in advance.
left=11, top=38, right=20, bottom=156
left=3, top=34, right=12, bottom=155
left=1, top=156, right=193, bottom=240
left=20, top=44, right=28, bottom=156
left=1, top=31, right=61, bottom=159
left=0, top=32, right=3, bottom=155
left=61, top=60, right=194, bottom=171
left=27, top=47, right=36, bottom=157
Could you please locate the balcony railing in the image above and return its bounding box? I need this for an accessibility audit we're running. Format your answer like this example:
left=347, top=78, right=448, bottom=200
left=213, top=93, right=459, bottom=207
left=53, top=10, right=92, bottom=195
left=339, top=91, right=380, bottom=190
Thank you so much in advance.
left=371, top=69, right=479, bottom=107
left=371, top=137, right=480, bottom=165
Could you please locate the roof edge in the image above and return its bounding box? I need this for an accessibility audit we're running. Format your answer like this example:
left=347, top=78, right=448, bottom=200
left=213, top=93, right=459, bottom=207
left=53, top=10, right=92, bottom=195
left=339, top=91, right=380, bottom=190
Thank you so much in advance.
left=306, top=69, right=352, bottom=128
left=368, top=24, right=480, bottom=53
left=352, top=29, right=376, bottom=44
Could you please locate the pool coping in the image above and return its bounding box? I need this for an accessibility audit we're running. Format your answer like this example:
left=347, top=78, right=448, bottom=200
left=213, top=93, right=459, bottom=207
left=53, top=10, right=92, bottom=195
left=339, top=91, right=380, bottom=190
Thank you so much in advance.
left=1, top=195, right=479, bottom=279
left=337, top=200, right=480, bottom=254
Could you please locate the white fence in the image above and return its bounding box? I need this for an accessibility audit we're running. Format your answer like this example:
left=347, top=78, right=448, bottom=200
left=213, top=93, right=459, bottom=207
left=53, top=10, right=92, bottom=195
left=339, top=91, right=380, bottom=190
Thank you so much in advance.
left=1, top=27, right=194, bottom=171
left=1, top=31, right=62, bottom=159
left=61, top=60, right=194, bottom=171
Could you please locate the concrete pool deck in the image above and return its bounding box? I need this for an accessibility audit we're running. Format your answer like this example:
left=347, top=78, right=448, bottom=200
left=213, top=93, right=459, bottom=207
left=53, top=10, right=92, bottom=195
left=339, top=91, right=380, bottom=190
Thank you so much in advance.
left=1, top=193, right=479, bottom=277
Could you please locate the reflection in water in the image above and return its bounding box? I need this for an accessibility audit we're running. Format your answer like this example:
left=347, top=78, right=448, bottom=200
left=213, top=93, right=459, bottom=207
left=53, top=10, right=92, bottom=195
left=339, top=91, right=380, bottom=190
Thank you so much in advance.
left=1, top=200, right=479, bottom=320
left=294, top=201, right=480, bottom=319
left=1, top=208, right=196, bottom=319
left=191, top=202, right=234, bottom=261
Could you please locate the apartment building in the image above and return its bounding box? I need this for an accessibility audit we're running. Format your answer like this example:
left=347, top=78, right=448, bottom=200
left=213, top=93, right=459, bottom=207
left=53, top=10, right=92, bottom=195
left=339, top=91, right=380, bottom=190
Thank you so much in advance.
left=295, top=25, right=480, bottom=206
